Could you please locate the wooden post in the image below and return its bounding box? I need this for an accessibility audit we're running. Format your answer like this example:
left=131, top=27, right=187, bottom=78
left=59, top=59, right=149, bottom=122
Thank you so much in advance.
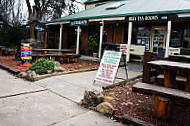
left=76, top=26, right=80, bottom=54
left=143, top=52, right=152, bottom=83
left=98, top=20, right=104, bottom=58
left=186, top=75, right=190, bottom=92
left=165, top=20, right=171, bottom=58
left=154, top=96, right=172, bottom=120
left=59, top=24, right=63, bottom=50
left=164, top=69, right=176, bottom=88
left=127, top=22, right=132, bottom=62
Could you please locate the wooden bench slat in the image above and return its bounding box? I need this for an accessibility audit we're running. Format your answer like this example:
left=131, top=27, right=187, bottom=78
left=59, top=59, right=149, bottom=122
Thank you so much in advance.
left=132, top=82, right=190, bottom=104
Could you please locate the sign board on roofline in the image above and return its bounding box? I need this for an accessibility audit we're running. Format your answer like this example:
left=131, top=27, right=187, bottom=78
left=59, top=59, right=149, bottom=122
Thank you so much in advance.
left=70, top=20, right=88, bottom=26
left=126, top=14, right=178, bottom=22
left=94, top=50, right=122, bottom=84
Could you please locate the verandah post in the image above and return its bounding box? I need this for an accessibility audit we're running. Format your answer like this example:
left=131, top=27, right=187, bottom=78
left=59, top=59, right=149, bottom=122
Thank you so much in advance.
left=127, top=22, right=132, bottom=62
left=165, top=20, right=171, bottom=58
left=59, top=24, right=63, bottom=50
left=76, top=25, right=80, bottom=54
left=98, top=20, right=104, bottom=58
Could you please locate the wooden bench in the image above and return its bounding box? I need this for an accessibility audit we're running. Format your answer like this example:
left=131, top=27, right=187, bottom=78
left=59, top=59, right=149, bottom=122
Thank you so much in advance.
left=32, top=54, right=81, bottom=63
left=132, top=82, right=190, bottom=119
left=157, top=74, right=186, bottom=90
left=130, top=44, right=145, bottom=62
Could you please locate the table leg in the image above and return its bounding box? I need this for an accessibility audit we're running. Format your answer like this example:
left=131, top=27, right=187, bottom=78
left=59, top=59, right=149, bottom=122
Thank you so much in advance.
left=186, top=75, right=190, bottom=92
left=164, top=69, right=176, bottom=88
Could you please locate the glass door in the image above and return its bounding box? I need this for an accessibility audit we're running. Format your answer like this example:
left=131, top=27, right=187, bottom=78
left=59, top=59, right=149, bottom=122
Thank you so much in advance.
left=151, top=27, right=166, bottom=54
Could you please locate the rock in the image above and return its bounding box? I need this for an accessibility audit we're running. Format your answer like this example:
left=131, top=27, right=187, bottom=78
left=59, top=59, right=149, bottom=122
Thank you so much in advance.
left=54, top=61, right=60, bottom=67
left=80, top=90, right=105, bottom=107
left=25, top=71, right=36, bottom=81
left=47, top=70, right=52, bottom=74
left=20, top=72, right=27, bottom=78
left=96, top=102, right=114, bottom=115
left=56, top=66, right=65, bottom=72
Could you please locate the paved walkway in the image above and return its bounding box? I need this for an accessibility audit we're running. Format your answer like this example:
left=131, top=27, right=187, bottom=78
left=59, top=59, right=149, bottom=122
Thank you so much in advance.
left=0, top=67, right=142, bottom=126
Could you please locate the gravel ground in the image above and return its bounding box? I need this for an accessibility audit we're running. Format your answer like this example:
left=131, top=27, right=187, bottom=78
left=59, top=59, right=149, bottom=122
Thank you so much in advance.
left=0, top=56, right=99, bottom=72
left=102, top=79, right=190, bottom=126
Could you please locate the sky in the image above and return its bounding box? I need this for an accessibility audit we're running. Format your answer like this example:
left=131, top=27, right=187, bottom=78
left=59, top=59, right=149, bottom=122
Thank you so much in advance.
left=18, top=0, right=85, bottom=24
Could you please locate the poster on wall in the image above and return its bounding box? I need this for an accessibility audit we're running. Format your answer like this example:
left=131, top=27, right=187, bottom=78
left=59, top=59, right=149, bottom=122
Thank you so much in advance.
left=120, top=44, right=128, bottom=55
left=137, top=39, right=141, bottom=44
left=94, top=51, right=122, bottom=84
left=21, top=43, right=32, bottom=60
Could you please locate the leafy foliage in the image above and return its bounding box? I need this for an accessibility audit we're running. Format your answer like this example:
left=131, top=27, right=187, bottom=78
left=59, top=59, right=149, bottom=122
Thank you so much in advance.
left=0, top=26, right=24, bottom=48
left=86, top=34, right=99, bottom=52
left=29, top=59, right=55, bottom=74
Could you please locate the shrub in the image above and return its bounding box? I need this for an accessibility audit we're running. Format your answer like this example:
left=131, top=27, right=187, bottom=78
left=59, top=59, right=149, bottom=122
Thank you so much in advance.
left=29, top=59, right=55, bottom=74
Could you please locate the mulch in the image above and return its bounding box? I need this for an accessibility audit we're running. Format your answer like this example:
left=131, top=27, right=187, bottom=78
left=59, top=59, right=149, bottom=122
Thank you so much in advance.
left=0, top=56, right=100, bottom=72
left=102, top=79, right=190, bottom=126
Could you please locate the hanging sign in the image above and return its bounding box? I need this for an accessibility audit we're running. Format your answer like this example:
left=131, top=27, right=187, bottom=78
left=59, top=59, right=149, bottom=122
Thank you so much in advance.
left=120, top=44, right=128, bottom=55
left=94, top=51, right=122, bottom=84
left=21, top=43, right=32, bottom=60
left=169, top=47, right=180, bottom=55
left=70, top=20, right=88, bottom=26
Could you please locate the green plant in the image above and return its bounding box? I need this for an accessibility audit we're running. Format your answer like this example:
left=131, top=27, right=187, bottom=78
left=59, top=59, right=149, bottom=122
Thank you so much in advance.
left=29, top=59, right=55, bottom=74
left=86, top=34, right=99, bottom=52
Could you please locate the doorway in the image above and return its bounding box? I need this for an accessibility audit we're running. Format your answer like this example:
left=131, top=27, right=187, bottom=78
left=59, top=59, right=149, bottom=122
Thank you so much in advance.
left=151, top=26, right=167, bottom=54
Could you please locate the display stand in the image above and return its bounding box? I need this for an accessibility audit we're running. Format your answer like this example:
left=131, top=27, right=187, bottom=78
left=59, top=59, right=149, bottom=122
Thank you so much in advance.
left=94, top=50, right=128, bottom=85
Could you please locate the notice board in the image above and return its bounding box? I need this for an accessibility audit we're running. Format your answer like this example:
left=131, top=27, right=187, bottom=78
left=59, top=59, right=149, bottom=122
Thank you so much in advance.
left=94, top=50, right=122, bottom=84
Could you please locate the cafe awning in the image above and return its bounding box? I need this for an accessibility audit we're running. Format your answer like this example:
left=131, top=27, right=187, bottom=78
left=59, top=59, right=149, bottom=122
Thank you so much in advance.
left=47, top=0, right=190, bottom=24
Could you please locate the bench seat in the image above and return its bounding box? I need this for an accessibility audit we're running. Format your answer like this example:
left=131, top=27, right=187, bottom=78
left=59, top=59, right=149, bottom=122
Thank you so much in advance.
left=132, top=82, right=190, bottom=104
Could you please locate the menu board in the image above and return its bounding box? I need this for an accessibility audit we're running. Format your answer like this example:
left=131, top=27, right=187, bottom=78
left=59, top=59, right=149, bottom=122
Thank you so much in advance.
left=94, top=51, right=122, bottom=84
left=21, top=43, right=32, bottom=60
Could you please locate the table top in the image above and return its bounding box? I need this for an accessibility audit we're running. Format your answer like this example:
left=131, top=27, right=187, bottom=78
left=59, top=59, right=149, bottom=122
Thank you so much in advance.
left=33, top=48, right=72, bottom=52
left=147, top=60, right=190, bottom=70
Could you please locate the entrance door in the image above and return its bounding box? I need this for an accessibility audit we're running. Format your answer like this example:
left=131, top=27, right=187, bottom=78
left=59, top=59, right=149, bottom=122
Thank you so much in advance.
left=151, top=27, right=167, bottom=54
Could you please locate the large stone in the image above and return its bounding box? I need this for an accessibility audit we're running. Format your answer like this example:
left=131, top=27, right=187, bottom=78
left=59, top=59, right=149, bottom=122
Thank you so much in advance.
left=47, top=70, right=53, bottom=74
left=25, top=71, right=36, bottom=81
left=20, top=72, right=27, bottom=78
left=54, top=61, right=60, bottom=67
left=96, top=102, right=114, bottom=115
left=80, top=90, right=104, bottom=107
left=55, top=66, right=65, bottom=72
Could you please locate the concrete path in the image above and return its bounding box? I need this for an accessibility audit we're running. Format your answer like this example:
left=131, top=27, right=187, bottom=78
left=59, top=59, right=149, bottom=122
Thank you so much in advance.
left=35, top=67, right=142, bottom=103
left=0, top=69, right=136, bottom=126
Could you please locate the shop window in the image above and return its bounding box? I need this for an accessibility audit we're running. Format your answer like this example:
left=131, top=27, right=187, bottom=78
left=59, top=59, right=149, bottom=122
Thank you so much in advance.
left=170, top=29, right=182, bottom=47
left=183, top=28, right=190, bottom=48
left=132, top=27, right=151, bottom=51
left=103, top=28, right=107, bottom=43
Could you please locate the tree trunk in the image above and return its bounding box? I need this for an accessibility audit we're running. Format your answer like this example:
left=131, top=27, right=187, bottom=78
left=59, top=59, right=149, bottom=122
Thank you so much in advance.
left=154, top=96, right=172, bottom=120
left=30, top=22, right=36, bottom=39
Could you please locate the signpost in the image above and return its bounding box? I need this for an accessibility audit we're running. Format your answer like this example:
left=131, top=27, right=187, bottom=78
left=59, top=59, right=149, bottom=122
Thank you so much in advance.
left=94, top=50, right=122, bottom=84
left=20, top=43, right=32, bottom=66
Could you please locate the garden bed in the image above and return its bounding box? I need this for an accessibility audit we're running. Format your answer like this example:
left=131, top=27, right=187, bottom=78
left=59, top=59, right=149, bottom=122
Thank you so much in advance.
left=0, top=56, right=99, bottom=73
left=102, top=79, right=190, bottom=126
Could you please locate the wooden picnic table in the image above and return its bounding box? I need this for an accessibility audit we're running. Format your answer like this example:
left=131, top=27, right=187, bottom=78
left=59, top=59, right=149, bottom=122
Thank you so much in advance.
left=169, top=55, right=190, bottom=62
left=147, top=60, right=190, bottom=92
left=32, top=48, right=72, bottom=54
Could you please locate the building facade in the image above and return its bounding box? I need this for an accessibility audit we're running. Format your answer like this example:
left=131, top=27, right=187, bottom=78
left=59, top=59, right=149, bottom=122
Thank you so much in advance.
left=45, top=0, right=190, bottom=61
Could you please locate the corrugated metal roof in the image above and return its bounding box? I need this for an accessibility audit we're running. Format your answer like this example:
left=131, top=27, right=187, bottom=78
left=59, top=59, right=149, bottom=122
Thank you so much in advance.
left=48, top=0, right=190, bottom=23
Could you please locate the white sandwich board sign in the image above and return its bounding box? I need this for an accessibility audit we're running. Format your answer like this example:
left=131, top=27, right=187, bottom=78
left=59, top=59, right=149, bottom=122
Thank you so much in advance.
left=94, top=50, right=122, bottom=84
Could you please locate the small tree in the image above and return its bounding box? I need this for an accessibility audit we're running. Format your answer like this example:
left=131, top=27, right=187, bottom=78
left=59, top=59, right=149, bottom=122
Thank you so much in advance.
left=86, top=34, right=99, bottom=53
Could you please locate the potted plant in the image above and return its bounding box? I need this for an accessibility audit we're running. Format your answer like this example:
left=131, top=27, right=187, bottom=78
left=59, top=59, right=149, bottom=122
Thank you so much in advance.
left=86, top=34, right=99, bottom=57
